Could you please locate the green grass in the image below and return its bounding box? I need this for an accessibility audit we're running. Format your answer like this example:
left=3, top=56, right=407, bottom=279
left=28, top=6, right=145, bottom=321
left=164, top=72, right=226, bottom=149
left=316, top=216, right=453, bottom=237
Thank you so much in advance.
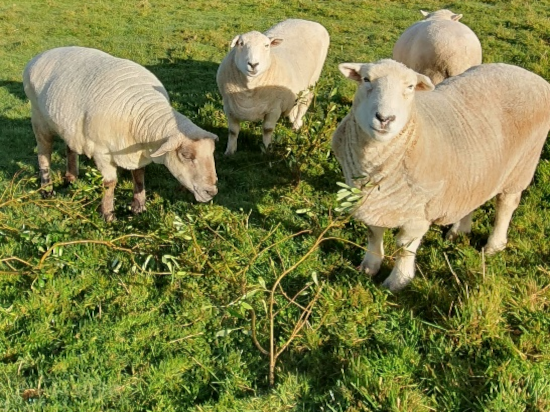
left=1, top=0, right=550, bottom=410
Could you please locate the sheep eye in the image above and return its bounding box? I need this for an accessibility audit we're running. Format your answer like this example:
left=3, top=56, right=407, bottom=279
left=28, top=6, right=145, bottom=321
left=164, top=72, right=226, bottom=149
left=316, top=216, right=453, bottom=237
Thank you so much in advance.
left=265, top=44, right=269, bottom=48
left=362, top=77, right=370, bottom=82
left=179, top=151, right=195, bottom=161
left=407, top=84, right=415, bottom=90
left=238, top=40, right=244, bottom=47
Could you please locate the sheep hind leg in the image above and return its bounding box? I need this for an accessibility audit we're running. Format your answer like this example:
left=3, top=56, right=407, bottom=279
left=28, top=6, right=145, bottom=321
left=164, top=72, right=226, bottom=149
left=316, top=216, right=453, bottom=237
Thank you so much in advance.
left=64, top=145, right=79, bottom=185
left=32, top=114, right=55, bottom=198
left=360, top=226, right=385, bottom=276
left=262, top=110, right=281, bottom=151
left=446, top=211, right=474, bottom=241
left=382, top=221, right=430, bottom=292
left=289, top=94, right=312, bottom=131
left=131, top=167, right=146, bottom=214
left=485, top=192, right=522, bottom=255
left=224, top=115, right=240, bottom=156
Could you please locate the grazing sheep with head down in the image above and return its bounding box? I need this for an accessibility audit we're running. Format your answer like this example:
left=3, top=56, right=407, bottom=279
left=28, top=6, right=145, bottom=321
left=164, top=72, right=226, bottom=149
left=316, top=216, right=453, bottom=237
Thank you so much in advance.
left=217, top=19, right=330, bottom=155
left=23, top=46, right=218, bottom=221
left=332, top=59, right=550, bottom=291
left=393, top=9, right=482, bottom=85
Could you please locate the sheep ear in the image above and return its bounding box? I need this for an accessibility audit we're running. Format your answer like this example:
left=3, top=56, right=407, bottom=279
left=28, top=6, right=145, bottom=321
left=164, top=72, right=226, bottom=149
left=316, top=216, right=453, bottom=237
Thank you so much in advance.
left=420, top=10, right=429, bottom=17
left=204, top=132, right=219, bottom=142
left=230, top=36, right=241, bottom=48
left=339, top=63, right=364, bottom=83
left=270, top=38, right=283, bottom=47
left=150, top=136, right=181, bottom=158
left=415, top=73, right=435, bottom=91
left=451, top=13, right=463, bottom=21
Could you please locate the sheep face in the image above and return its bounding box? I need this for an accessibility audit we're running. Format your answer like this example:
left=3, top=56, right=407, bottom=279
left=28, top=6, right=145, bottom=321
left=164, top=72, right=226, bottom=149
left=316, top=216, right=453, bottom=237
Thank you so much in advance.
left=152, top=134, right=218, bottom=202
left=339, top=59, right=434, bottom=142
left=231, top=31, right=283, bottom=78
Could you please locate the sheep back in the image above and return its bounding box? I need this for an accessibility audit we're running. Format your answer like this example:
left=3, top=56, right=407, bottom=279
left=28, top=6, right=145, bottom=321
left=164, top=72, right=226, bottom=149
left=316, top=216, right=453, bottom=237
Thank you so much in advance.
left=393, top=18, right=482, bottom=85
left=23, top=46, right=174, bottom=169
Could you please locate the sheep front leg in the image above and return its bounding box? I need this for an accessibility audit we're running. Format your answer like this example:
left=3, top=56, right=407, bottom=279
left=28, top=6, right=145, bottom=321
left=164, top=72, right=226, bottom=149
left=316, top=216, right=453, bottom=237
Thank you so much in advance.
left=485, top=192, right=522, bottom=255
left=32, top=117, right=55, bottom=197
left=64, top=145, right=79, bottom=185
left=224, top=115, right=240, bottom=156
left=446, top=211, right=474, bottom=241
left=94, top=157, right=118, bottom=222
left=131, top=167, right=146, bottom=214
left=382, top=221, right=430, bottom=292
left=262, top=110, right=281, bottom=151
left=360, top=226, right=385, bottom=276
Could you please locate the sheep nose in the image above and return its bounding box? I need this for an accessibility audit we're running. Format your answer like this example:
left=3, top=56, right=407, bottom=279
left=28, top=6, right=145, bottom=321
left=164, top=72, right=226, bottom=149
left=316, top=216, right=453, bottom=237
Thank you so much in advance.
left=375, top=112, right=396, bottom=127
left=206, top=186, right=218, bottom=197
left=248, top=62, right=259, bottom=70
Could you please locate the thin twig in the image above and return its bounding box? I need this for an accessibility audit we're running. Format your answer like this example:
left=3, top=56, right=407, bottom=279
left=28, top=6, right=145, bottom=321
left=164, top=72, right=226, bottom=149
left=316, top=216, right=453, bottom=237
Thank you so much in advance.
left=249, top=308, right=269, bottom=355
left=444, top=252, right=461, bottom=286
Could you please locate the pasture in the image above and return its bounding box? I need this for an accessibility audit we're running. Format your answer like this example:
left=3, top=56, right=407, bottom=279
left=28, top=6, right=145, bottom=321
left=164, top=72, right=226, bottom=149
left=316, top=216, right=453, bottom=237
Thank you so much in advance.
left=1, top=0, right=550, bottom=410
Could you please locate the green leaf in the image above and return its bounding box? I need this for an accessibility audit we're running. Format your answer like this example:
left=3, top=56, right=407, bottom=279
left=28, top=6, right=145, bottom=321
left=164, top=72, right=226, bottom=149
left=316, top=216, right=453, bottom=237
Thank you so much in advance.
left=258, top=277, right=266, bottom=289
left=240, top=301, right=253, bottom=311
left=215, top=329, right=236, bottom=338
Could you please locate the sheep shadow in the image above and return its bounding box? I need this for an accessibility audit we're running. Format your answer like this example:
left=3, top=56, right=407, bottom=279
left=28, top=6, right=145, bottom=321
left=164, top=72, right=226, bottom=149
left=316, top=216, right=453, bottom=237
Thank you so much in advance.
left=0, top=80, right=37, bottom=178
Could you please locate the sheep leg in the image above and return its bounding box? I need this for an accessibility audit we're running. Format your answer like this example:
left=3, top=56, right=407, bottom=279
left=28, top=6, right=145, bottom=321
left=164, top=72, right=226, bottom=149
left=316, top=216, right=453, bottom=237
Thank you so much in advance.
left=382, top=221, right=430, bottom=292
left=485, top=192, right=522, bottom=255
left=224, top=115, right=240, bottom=156
left=262, top=110, right=281, bottom=151
left=290, top=93, right=312, bottom=131
left=94, top=157, right=118, bottom=222
left=446, top=211, right=474, bottom=241
left=131, top=167, right=146, bottom=214
left=360, top=226, right=385, bottom=276
left=64, top=145, right=79, bottom=185
left=32, top=113, right=55, bottom=198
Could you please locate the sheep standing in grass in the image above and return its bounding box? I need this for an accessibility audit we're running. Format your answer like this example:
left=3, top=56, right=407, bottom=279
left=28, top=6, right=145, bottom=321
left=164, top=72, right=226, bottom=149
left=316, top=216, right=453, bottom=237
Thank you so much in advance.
left=217, top=19, right=330, bottom=155
left=332, top=59, right=550, bottom=291
left=23, top=47, right=219, bottom=221
left=393, top=9, right=482, bottom=85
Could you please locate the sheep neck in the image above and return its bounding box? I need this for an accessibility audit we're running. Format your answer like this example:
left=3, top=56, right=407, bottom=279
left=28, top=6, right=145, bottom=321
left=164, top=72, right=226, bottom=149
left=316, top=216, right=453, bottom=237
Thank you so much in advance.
left=349, top=110, right=417, bottom=189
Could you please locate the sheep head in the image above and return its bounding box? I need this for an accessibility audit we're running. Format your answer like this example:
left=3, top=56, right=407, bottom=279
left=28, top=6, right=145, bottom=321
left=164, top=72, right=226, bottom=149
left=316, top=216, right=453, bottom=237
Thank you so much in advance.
left=339, top=59, right=434, bottom=142
left=230, top=31, right=283, bottom=78
left=151, top=130, right=218, bottom=202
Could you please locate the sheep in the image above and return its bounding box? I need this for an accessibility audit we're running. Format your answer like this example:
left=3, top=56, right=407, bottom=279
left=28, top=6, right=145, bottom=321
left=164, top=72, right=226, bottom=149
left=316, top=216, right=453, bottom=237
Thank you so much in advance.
left=332, top=59, right=550, bottom=292
left=217, top=19, right=330, bottom=155
left=393, top=9, right=482, bottom=85
left=23, top=46, right=218, bottom=221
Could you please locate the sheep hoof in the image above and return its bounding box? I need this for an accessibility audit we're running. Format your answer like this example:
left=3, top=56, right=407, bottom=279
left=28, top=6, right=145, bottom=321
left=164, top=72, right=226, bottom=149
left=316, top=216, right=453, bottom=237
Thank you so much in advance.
left=292, top=120, right=304, bottom=131
left=40, top=189, right=55, bottom=199
left=445, top=229, right=459, bottom=242
left=102, top=212, right=115, bottom=222
left=131, top=201, right=146, bottom=214
left=381, top=275, right=410, bottom=293
left=359, top=258, right=381, bottom=277
left=224, top=147, right=236, bottom=156
left=484, top=243, right=506, bottom=256
left=63, top=174, right=77, bottom=185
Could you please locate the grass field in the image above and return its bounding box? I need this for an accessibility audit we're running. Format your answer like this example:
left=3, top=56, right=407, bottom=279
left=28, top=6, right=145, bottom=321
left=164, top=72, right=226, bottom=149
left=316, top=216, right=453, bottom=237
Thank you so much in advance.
left=1, top=0, right=550, bottom=410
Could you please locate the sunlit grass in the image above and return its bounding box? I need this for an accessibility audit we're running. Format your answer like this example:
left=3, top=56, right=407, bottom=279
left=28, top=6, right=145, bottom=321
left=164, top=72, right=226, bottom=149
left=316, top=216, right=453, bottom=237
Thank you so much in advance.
left=1, top=1, right=550, bottom=411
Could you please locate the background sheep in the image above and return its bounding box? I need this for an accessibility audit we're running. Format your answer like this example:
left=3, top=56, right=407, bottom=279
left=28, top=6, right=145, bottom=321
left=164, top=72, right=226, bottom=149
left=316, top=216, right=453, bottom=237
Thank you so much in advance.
left=23, top=46, right=218, bottom=221
left=393, top=9, right=482, bottom=85
left=217, top=19, right=330, bottom=155
left=332, top=59, right=550, bottom=291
